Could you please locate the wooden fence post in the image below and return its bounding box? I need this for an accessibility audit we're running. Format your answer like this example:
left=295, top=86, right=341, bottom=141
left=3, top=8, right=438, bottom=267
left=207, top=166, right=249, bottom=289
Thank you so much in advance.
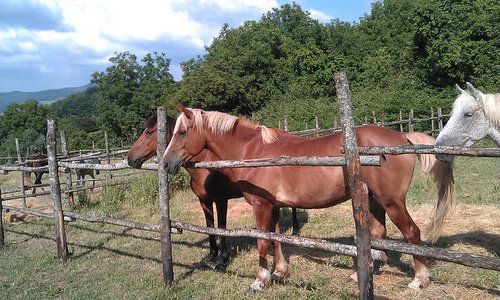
left=371, top=111, right=377, bottom=124
left=0, top=189, right=4, bottom=249
left=47, top=120, right=68, bottom=263
left=315, top=116, right=320, bottom=137
left=335, top=72, right=374, bottom=300
left=408, top=109, right=414, bottom=132
left=431, top=108, right=435, bottom=136
left=333, top=116, right=338, bottom=132
left=437, top=108, right=443, bottom=132
left=60, top=130, right=74, bottom=206
left=284, top=114, right=289, bottom=132
left=157, top=107, right=174, bottom=285
left=15, top=138, right=27, bottom=208
left=104, top=131, right=112, bottom=179
left=380, top=114, right=385, bottom=127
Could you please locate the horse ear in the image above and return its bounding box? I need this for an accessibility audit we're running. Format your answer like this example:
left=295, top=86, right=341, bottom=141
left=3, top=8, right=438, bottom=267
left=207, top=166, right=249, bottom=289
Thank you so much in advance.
left=466, top=82, right=481, bottom=99
left=177, top=105, right=194, bottom=121
left=454, top=84, right=465, bottom=95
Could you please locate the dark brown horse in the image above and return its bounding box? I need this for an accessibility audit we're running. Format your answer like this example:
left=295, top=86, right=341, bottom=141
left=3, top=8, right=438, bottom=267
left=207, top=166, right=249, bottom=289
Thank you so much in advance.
left=23, top=155, right=48, bottom=194
left=127, top=112, right=300, bottom=270
left=162, top=106, right=455, bottom=291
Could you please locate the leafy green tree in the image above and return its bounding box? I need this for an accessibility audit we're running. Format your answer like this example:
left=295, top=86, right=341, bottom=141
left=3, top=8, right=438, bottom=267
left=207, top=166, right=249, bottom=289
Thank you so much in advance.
left=91, top=52, right=177, bottom=142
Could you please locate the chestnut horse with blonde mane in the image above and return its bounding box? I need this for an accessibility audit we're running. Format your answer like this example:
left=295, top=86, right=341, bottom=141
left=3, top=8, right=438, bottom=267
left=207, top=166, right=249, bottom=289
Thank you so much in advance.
left=162, top=106, right=455, bottom=292
left=127, top=112, right=301, bottom=270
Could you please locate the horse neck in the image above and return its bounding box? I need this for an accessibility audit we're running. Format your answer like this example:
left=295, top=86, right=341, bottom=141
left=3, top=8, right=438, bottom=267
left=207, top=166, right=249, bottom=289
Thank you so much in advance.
left=203, top=121, right=263, bottom=160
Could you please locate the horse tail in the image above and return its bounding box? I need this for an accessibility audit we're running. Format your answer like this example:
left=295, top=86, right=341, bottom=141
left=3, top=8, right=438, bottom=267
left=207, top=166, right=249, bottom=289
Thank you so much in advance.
left=405, top=132, right=456, bottom=243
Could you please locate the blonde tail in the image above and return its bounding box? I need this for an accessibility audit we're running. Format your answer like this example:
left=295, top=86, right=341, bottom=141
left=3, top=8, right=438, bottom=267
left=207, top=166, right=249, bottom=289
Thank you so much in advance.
left=405, top=132, right=456, bottom=243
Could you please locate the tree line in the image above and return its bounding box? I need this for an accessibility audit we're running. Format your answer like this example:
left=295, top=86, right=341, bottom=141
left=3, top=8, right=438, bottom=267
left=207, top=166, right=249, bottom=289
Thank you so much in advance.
left=1, top=0, right=498, bottom=156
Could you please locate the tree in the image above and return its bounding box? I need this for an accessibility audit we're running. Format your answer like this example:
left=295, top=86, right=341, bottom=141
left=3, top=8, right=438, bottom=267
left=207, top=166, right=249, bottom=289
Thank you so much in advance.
left=91, top=52, right=177, bottom=142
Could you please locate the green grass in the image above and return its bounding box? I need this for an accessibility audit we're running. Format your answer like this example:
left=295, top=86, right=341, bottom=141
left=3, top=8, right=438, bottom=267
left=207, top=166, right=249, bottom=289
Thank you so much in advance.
left=0, top=157, right=499, bottom=299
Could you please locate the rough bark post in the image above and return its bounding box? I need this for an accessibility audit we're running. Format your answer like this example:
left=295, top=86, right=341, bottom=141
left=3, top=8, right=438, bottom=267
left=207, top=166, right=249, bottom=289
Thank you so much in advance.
left=278, top=120, right=282, bottom=130
left=335, top=71, right=373, bottom=300
left=104, top=131, right=112, bottom=179
left=333, top=116, right=338, bottom=132
left=47, top=120, right=68, bottom=263
left=92, top=141, right=95, bottom=150
left=15, top=138, right=27, bottom=208
left=283, top=116, right=299, bottom=233
left=315, top=116, right=320, bottom=137
left=399, top=111, right=403, bottom=132
left=371, top=111, right=377, bottom=124
left=408, top=109, right=414, bottom=132
left=437, top=108, right=443, bottom=132
left=380, top=114, right=385, bottom=127
left=0, top=189, right=4, bottom=249
left=59, top=130, right=74, bottom=206
left=431, top=108, right=435, bottom=136
left=157, top=107, right=174, bottom=285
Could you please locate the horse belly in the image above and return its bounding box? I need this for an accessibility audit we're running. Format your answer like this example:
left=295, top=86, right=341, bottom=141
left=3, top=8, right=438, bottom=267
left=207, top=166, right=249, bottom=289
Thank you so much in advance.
left=273, top=167, right=348, bottom=209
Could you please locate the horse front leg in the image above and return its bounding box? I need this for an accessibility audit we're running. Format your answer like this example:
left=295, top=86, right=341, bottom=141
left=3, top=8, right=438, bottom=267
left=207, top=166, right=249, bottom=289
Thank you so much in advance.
left=214, top=198, right=230, bottom=271
left=199, top=198, right=218, bottom=266
left=248, top=199, right=274, bottom=292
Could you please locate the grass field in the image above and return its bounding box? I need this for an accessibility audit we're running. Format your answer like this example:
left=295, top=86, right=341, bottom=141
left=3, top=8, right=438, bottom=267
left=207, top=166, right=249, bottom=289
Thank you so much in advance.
left=0, top=156, right=499, bottom=299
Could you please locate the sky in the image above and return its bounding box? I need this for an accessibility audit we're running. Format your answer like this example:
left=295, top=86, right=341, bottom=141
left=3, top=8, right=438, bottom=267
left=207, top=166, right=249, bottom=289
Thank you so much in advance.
left=0, top=0, right=374, bottom=93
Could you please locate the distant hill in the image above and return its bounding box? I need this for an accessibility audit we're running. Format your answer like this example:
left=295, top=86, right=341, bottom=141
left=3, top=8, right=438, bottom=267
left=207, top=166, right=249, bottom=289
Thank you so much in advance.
left=0, top=83, right=96, bottom=112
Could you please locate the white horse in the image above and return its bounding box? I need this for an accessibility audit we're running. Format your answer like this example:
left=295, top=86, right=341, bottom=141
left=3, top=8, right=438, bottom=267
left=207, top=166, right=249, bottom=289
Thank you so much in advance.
left=436, top=82, right=500, bottom=162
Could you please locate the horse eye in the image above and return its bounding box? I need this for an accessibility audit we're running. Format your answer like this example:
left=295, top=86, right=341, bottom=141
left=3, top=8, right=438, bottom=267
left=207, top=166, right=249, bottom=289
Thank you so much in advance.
left=464, top=112, right=473, bottom=118
left=179, top=130, right=187, bottom=136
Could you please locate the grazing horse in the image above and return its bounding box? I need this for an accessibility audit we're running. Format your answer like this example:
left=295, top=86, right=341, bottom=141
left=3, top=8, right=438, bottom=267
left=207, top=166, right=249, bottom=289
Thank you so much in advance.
left=162, top=106, right=455, bottom=291
left=23, top=155, right=48, bottom=194
left=73, top=158, right=101, bottom=186
left=436, top=82, right=500, bottom=162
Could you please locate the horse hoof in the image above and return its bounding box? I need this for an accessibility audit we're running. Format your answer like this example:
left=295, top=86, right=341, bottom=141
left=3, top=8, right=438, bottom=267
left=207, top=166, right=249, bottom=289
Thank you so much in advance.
left=247, top=280, right=265, bottom=293
left=347, top=272, right=358, bottom=283
left=408, top=278, right=427, bottom=290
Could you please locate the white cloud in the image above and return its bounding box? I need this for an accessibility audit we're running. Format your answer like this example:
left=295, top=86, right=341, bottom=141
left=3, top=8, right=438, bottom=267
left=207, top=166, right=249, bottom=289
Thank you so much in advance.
left=309, top=9, right=333, bottom=23
left=199, top=0, right=278, bottom=12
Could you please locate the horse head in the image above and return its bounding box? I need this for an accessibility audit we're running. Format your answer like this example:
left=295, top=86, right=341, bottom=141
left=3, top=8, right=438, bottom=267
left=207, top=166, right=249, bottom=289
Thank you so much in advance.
left=127, top=111, right=176, bottom=168
left=162, top=106, right=209, bottom=175
left=435, top=82, right=491, bottom=162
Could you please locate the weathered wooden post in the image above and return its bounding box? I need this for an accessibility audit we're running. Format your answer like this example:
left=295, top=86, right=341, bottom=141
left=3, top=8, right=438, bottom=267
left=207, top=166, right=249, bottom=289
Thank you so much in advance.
left=364, top=116, right=368, bottom=125
left=333, top=116, right=338, bottom=132
left=399, top=111, right=404, bottom=132
left=408, top=109, right=414, bottom=132
left=283, top=116, right=299, bottom=235
left=47, top=120, right=68, bottom=263
left=60, top=130, right=74, bottom=206
left=380, top=114, right=385, bottom=128
left=15, top=138, right=27, bottom=208
left=437, top=107, right=443, bottom=132
left=371, top=111, right=377, bottom=124
left=157, top=107, right=174, bottom=285
left=104, top=131, right=112, bottom=179
left=0, top=189, right=4, bottom=249
left=335, top=72, right=374, bottom=299
left=315, top=116, right=320, bottom=137
left=431, top=108, right=435, bottom=136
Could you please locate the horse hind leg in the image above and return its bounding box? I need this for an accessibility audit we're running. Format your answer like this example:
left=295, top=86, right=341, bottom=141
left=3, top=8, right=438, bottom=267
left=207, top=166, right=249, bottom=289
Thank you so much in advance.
left=271, top=207, right=289, bottom=282
left=349, top=195, right=388, bottom=282
left=385, top=200, right=430, bottom=290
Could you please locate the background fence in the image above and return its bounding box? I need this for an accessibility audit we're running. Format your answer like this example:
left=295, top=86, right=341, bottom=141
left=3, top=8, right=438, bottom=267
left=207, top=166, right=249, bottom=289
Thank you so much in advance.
left=1, top=73, right=499, bottom=299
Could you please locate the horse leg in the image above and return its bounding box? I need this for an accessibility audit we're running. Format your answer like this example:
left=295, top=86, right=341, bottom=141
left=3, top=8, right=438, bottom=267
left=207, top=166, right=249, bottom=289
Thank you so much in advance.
left=291, top=208, right=300, bottom=235
left=271, top=207, right=289, bottom=282
left=213, top=198, right=230, bottom=271
left=33, top=172, right=43, bottom=194
left=248, top=199, right=274, bottom=292
left=199, top=198, right=218, bottom=266
left=385, top=202, right=430, bottom=290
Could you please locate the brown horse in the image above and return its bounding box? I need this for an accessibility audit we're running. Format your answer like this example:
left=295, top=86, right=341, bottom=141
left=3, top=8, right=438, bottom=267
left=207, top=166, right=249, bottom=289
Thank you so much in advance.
left=127, top=112, right=300, bottom=270
left=23, top=155, right=48, bottom=194
left=162, top=106, right=455, bottom=292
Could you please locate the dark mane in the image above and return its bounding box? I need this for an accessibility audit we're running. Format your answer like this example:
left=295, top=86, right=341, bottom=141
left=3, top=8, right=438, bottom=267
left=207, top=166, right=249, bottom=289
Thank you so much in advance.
left=144, top=111, right=177, bottom=130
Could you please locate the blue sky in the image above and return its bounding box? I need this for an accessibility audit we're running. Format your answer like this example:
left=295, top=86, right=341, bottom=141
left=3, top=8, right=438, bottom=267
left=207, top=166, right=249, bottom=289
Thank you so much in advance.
left=0, top=0, right=373, bottom=92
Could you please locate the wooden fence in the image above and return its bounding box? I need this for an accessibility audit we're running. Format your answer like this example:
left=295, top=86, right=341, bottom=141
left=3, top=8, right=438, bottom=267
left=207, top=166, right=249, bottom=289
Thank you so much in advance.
left=1, top=72, right=499, bottom=299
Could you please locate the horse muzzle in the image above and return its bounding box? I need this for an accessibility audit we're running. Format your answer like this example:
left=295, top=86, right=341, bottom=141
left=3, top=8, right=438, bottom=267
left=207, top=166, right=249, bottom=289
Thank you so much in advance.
left=163, top=155, right=182, bottom=175
left=127, top=156, right=144, bottom=169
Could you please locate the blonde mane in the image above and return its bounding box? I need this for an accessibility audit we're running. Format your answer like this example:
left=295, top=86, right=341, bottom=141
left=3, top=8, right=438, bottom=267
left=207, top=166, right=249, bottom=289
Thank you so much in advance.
left=482, top=93, right=500, bottom=128
left=181, top=108, right=280, bottom=144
